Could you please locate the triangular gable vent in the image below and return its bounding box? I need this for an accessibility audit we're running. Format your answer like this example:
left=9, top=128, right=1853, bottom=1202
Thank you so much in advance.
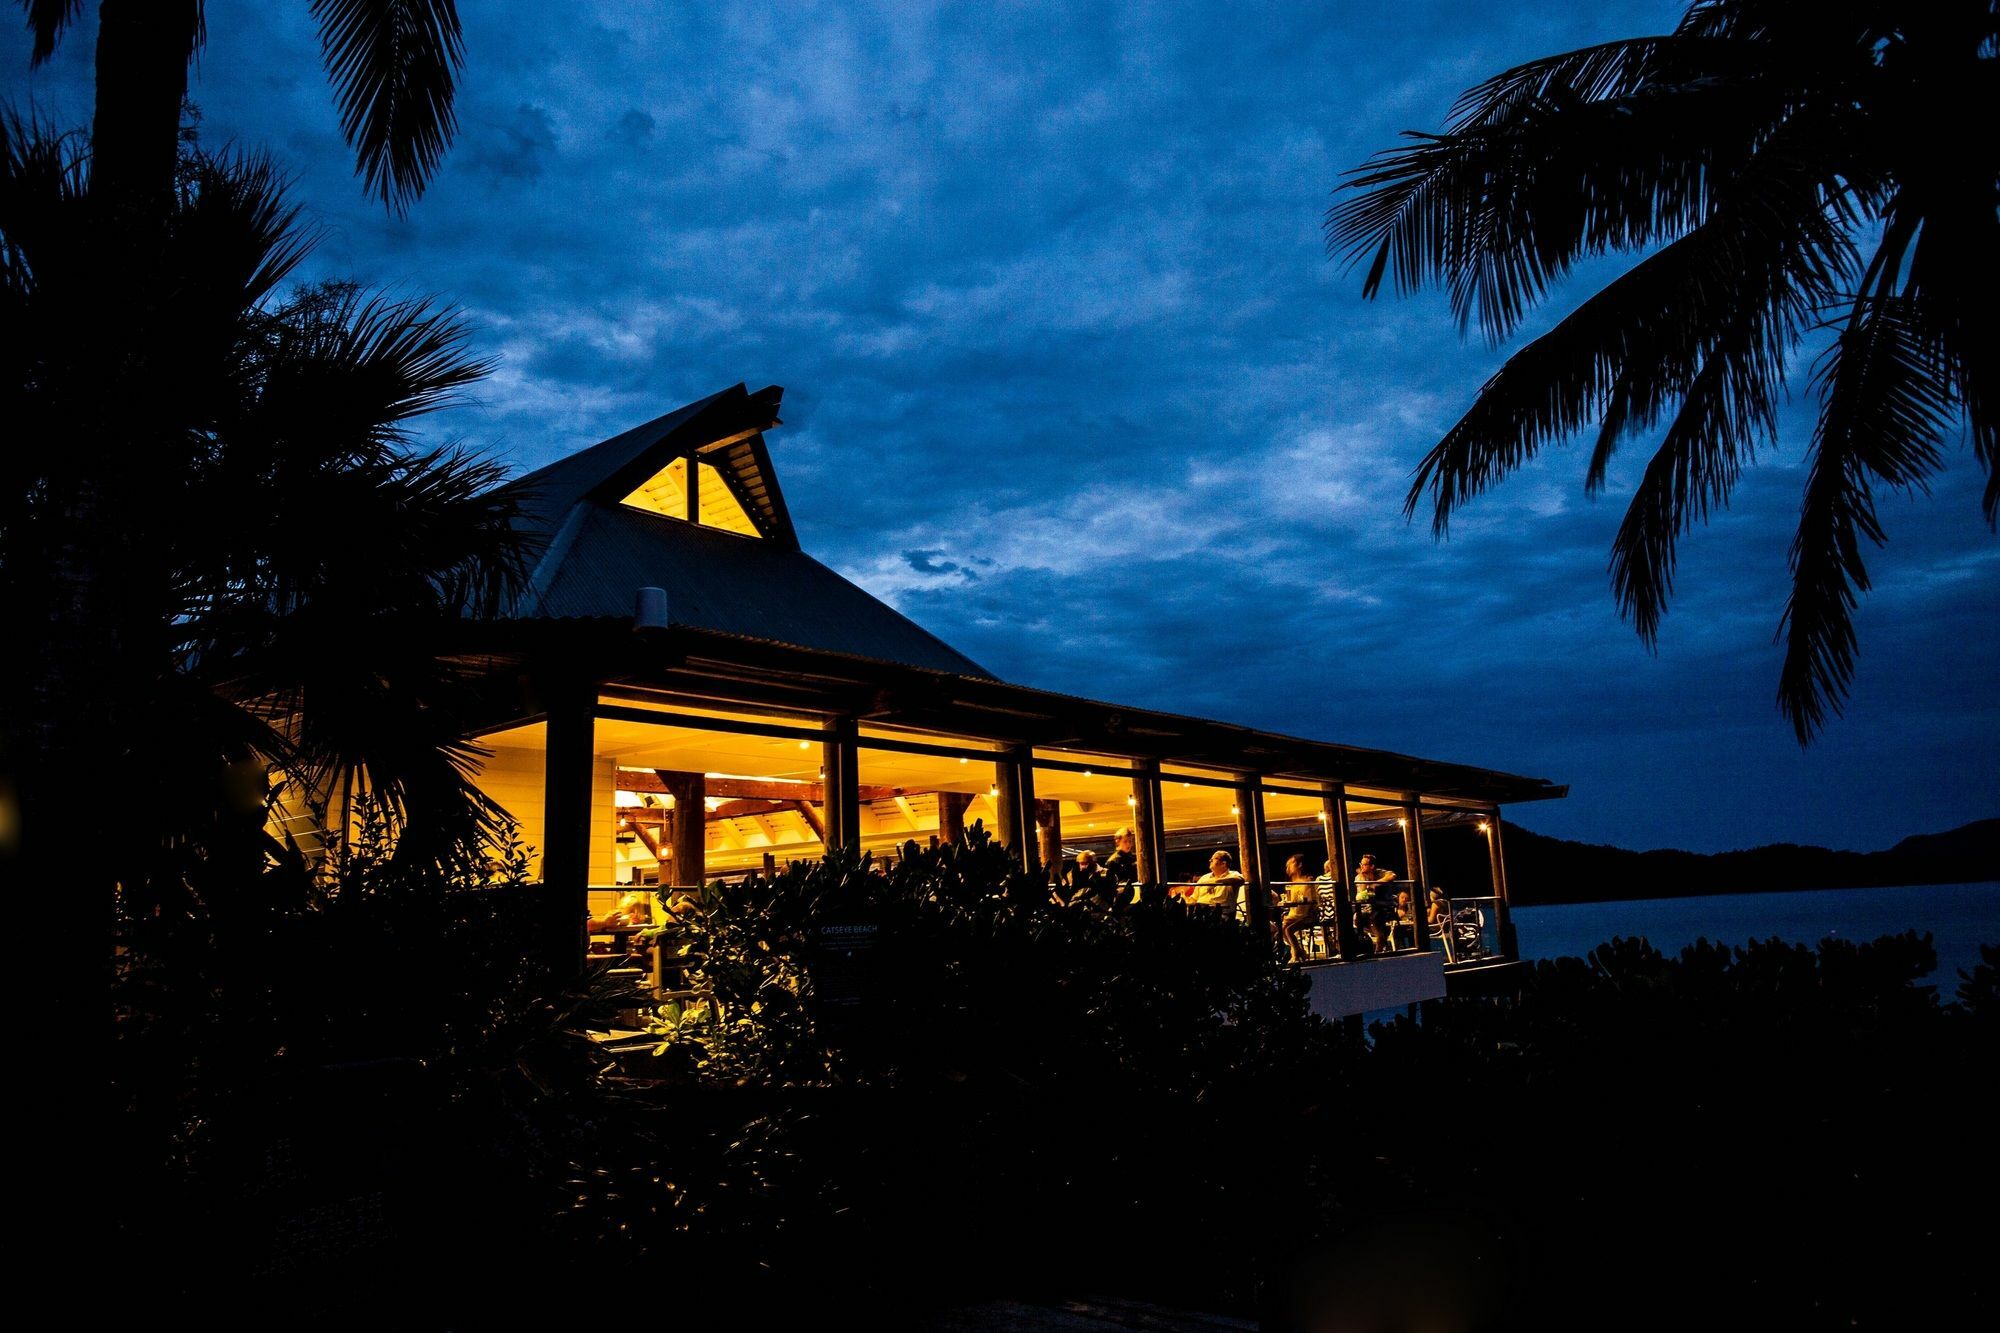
left=621, top=455, right=761, bottom=538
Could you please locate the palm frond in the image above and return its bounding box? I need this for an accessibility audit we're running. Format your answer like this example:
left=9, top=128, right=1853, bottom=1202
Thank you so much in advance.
left=1442, top=36, right=1679, bottom=132
left=1328, top=33, right=1793, bottom=341
left=18, top=0, right=81, bottom=65
left=1607, top=306, right=1782, bottom=642
left=170, top=149, right=313, bottom=313
left=1604, top=135, right=1860, bottom=639
left=1402, top=116, right=1855, bottom=536
left=1898, top=171, right=2000, bottom=526
left=1779, top=297, right=1955, bottom=742
left=311, top=0, right=464, bottom=212
left=0, top=114, right=91, bottom=291
left=244, top=285, right=489, bottom=467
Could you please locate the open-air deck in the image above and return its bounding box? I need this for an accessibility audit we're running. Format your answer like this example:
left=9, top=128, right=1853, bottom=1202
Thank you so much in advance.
left=275, top=382, right=1563, bottom=1018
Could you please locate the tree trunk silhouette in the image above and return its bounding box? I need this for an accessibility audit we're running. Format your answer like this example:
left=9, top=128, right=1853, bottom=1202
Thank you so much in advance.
left=90, top=0, right=201, bottom=214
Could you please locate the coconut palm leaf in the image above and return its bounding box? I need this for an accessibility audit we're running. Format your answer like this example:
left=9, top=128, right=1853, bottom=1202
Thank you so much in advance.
left=1332, top=0, right=1997, bottom=741
left=7, top=120, right=527, bottom=877
left=310, top=0, right=464, bottom=211
left=17, top=0, right=81, bottom=66
left=1781, top=298, right=1954, bottom=740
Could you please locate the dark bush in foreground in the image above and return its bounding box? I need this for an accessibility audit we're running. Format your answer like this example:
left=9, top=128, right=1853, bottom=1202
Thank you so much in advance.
left=117, top=835, right=1997, bottom=1329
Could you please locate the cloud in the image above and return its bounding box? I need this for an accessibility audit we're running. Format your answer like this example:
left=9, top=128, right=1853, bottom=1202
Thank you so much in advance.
left=900, top=547, right=976, bottom=579
left=468, top=103, right=558, bottom=181
left=6, top=0, right=1991, bottom=852
left=614, top=109, right=656, bottom=144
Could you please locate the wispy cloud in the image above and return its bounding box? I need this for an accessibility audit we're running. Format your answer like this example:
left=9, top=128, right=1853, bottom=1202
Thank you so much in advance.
left=7, top=0, right=1992, bottom=851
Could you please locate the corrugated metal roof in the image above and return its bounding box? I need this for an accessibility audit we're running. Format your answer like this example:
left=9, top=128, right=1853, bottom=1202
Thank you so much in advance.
left=524, top=504, right=993, bottom=678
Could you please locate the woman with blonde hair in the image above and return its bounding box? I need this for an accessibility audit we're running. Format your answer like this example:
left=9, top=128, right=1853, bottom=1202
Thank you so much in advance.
left=1279, top=853, right=1319, bottom=963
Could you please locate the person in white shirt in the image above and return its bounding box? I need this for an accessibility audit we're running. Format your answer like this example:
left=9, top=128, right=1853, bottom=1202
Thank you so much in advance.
left=1190, top=849, right=1246, bottom=913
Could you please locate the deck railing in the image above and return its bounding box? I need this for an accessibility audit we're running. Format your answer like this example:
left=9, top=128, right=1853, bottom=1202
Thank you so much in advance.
left=1433, top=895, right=1504, bottom=966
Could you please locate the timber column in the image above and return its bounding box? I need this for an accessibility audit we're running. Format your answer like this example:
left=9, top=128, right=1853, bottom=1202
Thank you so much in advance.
left=658, top=771, right=706, bottom=888
left=541, top=680, right=597, bottom=975
left=1320, top=783, right=1359, bottom=960
left=1015, top=752, right=1040, bottom=875
left=1235, top=781, right=1269, bottom=931
left=937, top=790, right=971, bottom=845
left=1131, top=759, right=1163, bottom=891
left=991, top=745, right=1038, bottom=873
left=1402, top=798, right=1430, bottom=953
left=1487, top=809, right=1516, bottom=958
left=822, top=717, right=860, bottom=852
left=1035, top=799, right=1063, bottom=883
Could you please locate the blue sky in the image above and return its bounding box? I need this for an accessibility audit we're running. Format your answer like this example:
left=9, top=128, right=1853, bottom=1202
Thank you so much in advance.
left=9, top=1, right=1995, bottom=852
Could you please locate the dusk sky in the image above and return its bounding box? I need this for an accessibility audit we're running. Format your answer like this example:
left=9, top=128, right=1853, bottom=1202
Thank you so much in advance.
left=10, top=1, right=1994, bottom=853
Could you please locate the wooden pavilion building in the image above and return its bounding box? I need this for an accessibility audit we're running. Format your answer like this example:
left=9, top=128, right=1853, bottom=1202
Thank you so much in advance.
left=451, top=383, right=1565, bottom=1016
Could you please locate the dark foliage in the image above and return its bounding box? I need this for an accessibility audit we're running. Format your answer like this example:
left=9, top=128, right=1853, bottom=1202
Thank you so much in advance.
left=22, top=0, right=464, bottom=212
left=3, top=122, right=528, bottom=911
left=121, top=827, right=1998, bottom=1330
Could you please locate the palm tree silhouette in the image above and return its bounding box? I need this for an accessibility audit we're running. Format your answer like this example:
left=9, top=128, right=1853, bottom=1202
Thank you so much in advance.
left=1326, top=0, right=1996, bottom=742
left=10, top=3, right=484, bottom=895
left=22, top=0, right=463, bottom=212
left=3, top=122, right=525, bottom=905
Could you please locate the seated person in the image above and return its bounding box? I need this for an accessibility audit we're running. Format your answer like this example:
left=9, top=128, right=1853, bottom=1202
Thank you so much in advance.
left=1060, top=849, right=1121, bottom=909
left=1352, top=854, right=1398, bottom=951
left=586, top=891, right=655, bottom=958
left=1426, top=886, right=1450, bottom=928
left=587, top=890, right=652, bottom=933
left=1189, top=850, right=1246, bottom=913
left=1391, top=888, right=1417, bottom=949
left=1279, top=854, right=1320, bottom=963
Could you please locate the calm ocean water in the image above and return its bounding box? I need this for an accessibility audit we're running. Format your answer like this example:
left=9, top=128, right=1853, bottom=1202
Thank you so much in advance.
left=1512, top=881, right=2000, bottom=992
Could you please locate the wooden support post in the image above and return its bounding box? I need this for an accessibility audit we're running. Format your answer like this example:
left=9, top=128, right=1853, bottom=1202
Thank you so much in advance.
left=685, top=449, right=699, bottom=518
left=1235, top=782, right=1269, bottom=931
left=657, top=769, right=706, bottom=889
left=1487, top=808, right=1516, bottom=958
left=993, top=753, right=1020, bottom=863
left=987, top=747, right=1037, bottom=872
left=937, top=790, right=971, bottom=845
left=822, top=718, right=859, bottom=851
left=626, top=816, right=664, bottom=866
left=762, top=851, right=777, bottom=876
left=1131, top=760, right=1162, bottom=888
left=1015, top=755, right=1040, bottom=874
left=1400, top=801, right=1427, bottom=892
left=1321, top=783, right=1360, bottom=961
left=542, top=684, right=596, bottom=976
left=1035, top=799, right=1063, bottom=883
left=1403, top=799, right=1430, bottom=954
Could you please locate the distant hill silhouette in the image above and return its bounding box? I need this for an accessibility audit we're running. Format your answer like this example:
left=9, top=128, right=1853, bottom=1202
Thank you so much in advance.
left=1493, top=818, right=1998, bottom=907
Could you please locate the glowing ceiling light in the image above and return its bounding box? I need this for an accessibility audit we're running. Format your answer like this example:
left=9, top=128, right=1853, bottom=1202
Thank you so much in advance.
left=798, top=740, right=810, bottom=750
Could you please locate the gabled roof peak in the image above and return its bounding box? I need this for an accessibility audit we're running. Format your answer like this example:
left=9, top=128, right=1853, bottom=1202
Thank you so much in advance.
left=491, top=387, right=996, bottom=680
left=507, top=383, right=794, bottom=547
